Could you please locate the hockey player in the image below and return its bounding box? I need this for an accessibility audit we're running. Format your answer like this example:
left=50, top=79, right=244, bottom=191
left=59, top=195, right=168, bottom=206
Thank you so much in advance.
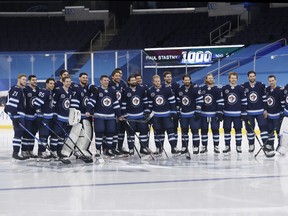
left=52, top=76, right=72, bottom=158
left=199, top=73, right=224, bottom=154
left=21, top=75, right=39, bottom=158
left=34, top=78, right=55, bottom=159
left=85, top=75, right=124, bottom=157
left=266, top=75, right=285, bottom=150
left=121, top=74, right=151, bottom=155
left=222, top=72, right=247, bottom=154
left=135, top=73, right=149, bottom=92
left=177, top=74, right=203, bottom=155
left=162, top=71, right=180, bottom=143
left=67, top=72, right=98, bottom=158
left=108, top=68, right=129, bottom=155
left=147, top=74, right=180, bottom=155
left=242, top=71, right=270, bottom=153
left=4, top=74, right=29, bottom=160
left=55, top=69, right=69, bottom=88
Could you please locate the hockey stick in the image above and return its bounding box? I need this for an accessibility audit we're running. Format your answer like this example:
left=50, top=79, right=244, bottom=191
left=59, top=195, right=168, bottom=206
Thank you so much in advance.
left=152, top=127, right=169, bottom=158
left=18, top=122, right=71, bottom=164
left=54, top=121, right=93, bottom=163
left=246, top=120, right=275, bottom=158
left=125, top=120, right=156, bottom=160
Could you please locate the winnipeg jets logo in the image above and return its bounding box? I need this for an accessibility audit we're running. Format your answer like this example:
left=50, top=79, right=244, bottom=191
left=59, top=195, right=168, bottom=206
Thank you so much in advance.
left=62, top=98, right=70, bottom=110
left=30, top=96, right=36, bottom=108
left=227, top=93, right=237, bottom=105
left=267, top=96, right=275, bottom=107
left=204, top=94, right=213, bottom=106
left=131, top=96, right=140, bottom=107
left=83, top=96, right=89, bottom=107
left=27, top=93, right=32, bottom=97
left=102, top=96, right=112, bottom=107
left=182, top=96, right=190, bottom=106
left=155, top=95, right=165, bottom=106
left=116, top=91, right=122, bottom=100
left=249, top=91, right=258, bottom=103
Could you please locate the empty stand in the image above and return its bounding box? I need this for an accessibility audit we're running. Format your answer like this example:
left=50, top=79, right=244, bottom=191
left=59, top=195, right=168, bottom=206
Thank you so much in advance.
left=0, top=17, right=104, bottom=51
left=105, top=13, right=238, bottom=50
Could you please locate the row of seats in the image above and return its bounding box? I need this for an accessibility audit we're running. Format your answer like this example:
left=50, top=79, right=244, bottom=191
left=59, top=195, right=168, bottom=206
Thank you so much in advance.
left=0, top=17, right=104, bottom=51
left=105, top=13, right=238, bottom=50
left=224, top=7, right=288, bottom=45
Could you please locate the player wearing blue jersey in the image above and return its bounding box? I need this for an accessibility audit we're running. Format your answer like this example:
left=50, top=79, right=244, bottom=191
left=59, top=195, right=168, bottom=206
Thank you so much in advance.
left=108, top=68, right=129, bottom=155
left=242, top=71, right=270, bottom=153
left=55, top=69, right=69, bottom=88
left=34, top=78, right=55, bottom=159
left=68, top=72, right=98, bottom=158
left=266, top=75, right=285, bottom=150
left=4, top=74, right=29, bottom=160
left=177, top=74, right=203, bottom=155
left=52, top=76, right=72, bottom=158
left=121, top=75, right=151, bottom=155
left=85, top=75, right=124, bottom=157
left=283, top=83, right=288, bottom=117
left=222, top=72, right=247, bottom=154
left=200, top=73, right=224, bottom=154
left=21, top=75, right=39, bottom=158
left=163, top=71, right=180, bottom=144
left=147, top=75, right=180, bottom=155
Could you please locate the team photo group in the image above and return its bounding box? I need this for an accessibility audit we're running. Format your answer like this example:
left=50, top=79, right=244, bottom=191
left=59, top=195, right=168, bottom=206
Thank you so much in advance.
left=4, top=67, right=288, bottom=164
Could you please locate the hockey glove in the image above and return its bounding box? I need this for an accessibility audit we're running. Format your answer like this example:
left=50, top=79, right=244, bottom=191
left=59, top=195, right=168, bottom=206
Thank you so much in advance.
left=216, top=112, right=223, bottom=122
left=194, top=111, right=201, bottom=121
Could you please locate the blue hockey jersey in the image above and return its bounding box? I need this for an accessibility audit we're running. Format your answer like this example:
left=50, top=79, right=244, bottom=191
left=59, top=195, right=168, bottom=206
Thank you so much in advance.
left=70, top=83, right=91, bottom=119
left=34, top=88, right=54, bottom=119
left=283, top=84, right=288, bottom=116
left=177, top=84, right=203, bottom=118
left=242, top=81, right=267, bottom=115
left=53, top=87, right=72, bottom=122
left=23, top=85, right=39, bottom=120
left=86, top=86, right=121, bottom=119
left=222, top=84, right=247, bottom=117
left=5, top=85, right=26, bottom=118
left=108, top=79, right=127, bottom=102
left=200, top=85, right=224, bottom=117
left=266, top=86, right=285, bottom=119
left=147, top=85, right=176, bottom=117
left=121, top=85, right=149, bottom=119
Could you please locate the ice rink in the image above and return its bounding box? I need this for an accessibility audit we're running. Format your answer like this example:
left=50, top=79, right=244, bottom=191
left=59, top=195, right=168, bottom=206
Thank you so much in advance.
left=1, top=128, right=288, bottom=216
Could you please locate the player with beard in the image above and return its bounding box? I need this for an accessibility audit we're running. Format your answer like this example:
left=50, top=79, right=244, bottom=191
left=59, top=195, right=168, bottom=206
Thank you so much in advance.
left=121, top=75, right=151, bottom=155
left=4, top=74, right=29, bottom=160
left=199, top=73, right=224, bottom=154
left=177, top=74, right=203, bottom=155
left=242, top=71, right=270, bottom=153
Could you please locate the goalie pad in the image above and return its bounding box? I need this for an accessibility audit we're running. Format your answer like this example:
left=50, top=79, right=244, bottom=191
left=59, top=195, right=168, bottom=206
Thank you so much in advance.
left=68, top=108, right=81, bottom=126
left=61, top=123, right=82, bottom=157
left=278, top=116, right=288, bottom=155
left=74, top=119, right=93, bottom=157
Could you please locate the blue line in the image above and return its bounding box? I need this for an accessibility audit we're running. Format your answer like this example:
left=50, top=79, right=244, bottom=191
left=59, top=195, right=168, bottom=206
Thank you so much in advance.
left=1, top=175, right=288, bottom=191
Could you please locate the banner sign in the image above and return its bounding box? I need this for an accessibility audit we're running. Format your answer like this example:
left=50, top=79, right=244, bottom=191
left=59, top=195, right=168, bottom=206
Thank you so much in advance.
left=144, top=45, right=244, bottom=67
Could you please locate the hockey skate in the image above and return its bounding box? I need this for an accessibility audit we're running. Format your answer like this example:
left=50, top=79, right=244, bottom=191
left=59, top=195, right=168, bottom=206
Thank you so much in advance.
left=263, top=144, right=276, bottom=158
left=105, top=149, right=116, bottom=158
left=193, top=146, right=199, bottom=155
left=236, top=146, right=242, bottom=153
left=214, top=146, right=220, bottom=154
left=171, top=147, right=181, bottom=156
left=222, top=145, right=231, bottom=155
left=200, top=145, right=208, bottom=155
left=248, top=144, right=255, bottom=153
left=154, top=148, right=163, bottom=156
left=37, top=151, right=52, bottom=162
left=118, top=147, right=130, bottom=155
left=12, top=152, right=29, bottom=161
